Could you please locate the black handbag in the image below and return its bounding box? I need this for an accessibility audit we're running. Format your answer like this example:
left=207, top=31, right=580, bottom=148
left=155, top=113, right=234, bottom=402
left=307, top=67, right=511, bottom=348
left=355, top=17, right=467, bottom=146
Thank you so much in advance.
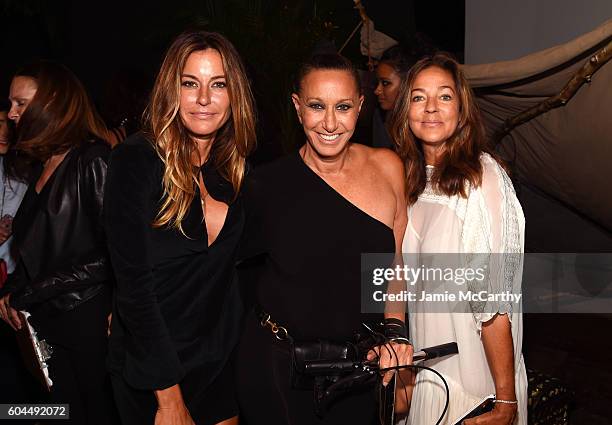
left=290, top=338, right=360, bottom=389
left=256, top=305, right=383, bottom=416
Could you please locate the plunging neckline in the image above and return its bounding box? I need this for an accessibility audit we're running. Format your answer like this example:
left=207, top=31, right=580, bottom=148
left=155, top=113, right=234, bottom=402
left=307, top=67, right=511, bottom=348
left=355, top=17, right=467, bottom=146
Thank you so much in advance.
left=295, top=151, right=393, bottom=233
left=35, top=150, right=71, bottom=195
left=196, top=165, right=230, bottom=248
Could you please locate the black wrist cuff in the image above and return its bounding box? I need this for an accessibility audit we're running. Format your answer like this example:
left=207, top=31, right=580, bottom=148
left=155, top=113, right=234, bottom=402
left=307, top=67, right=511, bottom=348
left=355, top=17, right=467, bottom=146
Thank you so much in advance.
left=383, top=318, right=408, bottom=339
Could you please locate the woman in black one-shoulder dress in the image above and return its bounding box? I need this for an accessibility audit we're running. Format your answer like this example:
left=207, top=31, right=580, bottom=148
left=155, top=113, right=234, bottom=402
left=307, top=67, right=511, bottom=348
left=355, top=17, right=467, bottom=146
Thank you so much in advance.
left=236, top=54, right=409, bottom=424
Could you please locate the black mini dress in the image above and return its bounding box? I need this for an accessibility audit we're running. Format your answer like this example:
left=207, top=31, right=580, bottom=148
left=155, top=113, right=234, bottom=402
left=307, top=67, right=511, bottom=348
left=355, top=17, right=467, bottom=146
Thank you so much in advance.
left=105, top=134, right=244, bottom=425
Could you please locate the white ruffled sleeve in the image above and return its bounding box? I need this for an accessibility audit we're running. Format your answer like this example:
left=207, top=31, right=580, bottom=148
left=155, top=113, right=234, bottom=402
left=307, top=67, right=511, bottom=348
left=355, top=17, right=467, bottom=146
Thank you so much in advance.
left=472, top=154, right=525, bottom=331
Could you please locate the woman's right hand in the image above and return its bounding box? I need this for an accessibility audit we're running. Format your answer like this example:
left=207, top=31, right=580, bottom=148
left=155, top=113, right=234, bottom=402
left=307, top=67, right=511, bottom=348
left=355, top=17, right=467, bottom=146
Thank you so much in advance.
left=154, top=385, right=195, bottom=425
left=366, top=341, right=413, bottom=386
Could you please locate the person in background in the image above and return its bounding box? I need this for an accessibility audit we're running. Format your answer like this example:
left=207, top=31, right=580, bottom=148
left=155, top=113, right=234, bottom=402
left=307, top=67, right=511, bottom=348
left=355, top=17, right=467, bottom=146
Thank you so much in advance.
left=388, top=52, right=527, bottom=425
left=0, top=60, right=115, bottom=425
left=372, top=45, right=417, bottom=149
left=375, top=45, right=417, bottom=112
left=105, top=30, right=256, bottom=425
left=0, top=98, right=34, bottom=410
left=0, top=99, right=27, bottom=282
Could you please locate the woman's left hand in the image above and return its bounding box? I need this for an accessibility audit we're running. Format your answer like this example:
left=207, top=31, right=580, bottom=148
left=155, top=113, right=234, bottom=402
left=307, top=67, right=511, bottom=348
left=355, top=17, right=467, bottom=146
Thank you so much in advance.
left=463, top=402, right=517, bottom=425
left=0, top=294, right=22, bottom=330
left=0, top=220, right=11, bottom=244
left=367, top=341, right=413, bottom=386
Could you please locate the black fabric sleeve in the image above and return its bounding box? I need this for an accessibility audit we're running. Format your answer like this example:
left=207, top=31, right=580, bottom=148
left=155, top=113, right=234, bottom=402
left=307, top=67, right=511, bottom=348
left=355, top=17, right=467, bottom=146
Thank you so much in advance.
left=7, top=153, right=111, bottom=309
left=237, top=171, right=265, bottom=262
left=104, top=141, right=185, bottom=390
left=84, top=153, right=108, bottom=235
left=0, top=260, right=28, bottom=298
left=235, top=171, right=268, bottom=311
left=9, top=255, right=109, bottom=310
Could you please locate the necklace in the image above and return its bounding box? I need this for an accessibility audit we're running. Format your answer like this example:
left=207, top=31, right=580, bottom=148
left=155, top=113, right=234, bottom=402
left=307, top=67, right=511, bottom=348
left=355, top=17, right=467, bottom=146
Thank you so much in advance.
left=200, top=191, right=208, bottom=209
left=197, top=168, right=209, bottom=214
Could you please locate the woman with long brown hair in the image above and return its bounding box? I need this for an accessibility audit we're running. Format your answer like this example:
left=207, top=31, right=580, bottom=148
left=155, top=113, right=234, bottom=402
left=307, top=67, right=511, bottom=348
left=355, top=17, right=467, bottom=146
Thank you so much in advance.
left=105, top=30, right=256, bottom=425
left=0, top=60, right=115, bottom=424
left=388, top=52, right=527, bottom=425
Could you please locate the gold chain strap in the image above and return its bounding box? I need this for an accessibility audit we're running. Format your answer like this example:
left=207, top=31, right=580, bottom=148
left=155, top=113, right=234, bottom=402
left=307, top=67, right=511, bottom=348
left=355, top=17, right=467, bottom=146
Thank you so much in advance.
left=259, top=313, right=289, bottom=341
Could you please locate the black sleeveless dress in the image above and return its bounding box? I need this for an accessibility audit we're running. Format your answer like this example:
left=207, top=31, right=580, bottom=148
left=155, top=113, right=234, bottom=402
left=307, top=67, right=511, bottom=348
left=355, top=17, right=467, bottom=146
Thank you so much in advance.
left=236, top=152, right=395, bottom=425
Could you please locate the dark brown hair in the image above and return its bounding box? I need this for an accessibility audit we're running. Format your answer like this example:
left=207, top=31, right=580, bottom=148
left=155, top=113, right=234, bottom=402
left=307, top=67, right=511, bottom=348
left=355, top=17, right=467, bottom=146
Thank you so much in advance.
left=388, top=52, right=498, bottom=205
left=379, top=44, right=418, bottom=77
left=13, top=60, right=108, bottom=161
left=294, top=53, right=361, bottom=95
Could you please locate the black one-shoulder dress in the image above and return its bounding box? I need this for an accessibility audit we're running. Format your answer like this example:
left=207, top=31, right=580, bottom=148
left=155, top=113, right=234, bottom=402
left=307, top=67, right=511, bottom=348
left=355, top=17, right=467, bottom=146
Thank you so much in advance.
left=236, top=152, right=394, bottom=425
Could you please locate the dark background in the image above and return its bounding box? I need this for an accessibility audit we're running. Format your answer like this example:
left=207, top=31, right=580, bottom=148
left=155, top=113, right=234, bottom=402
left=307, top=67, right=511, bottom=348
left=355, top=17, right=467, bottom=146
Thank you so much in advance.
left=3, top=1, right=610, bottom=423
left=1, top=0, right=464, bottom=161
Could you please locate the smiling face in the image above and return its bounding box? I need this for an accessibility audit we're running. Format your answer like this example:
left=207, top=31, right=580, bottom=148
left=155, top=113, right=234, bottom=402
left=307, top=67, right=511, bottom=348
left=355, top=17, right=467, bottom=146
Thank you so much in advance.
left=408, top=66, right=459, bottom=158
left=374, top=62, right=402, bottom=111
left=179, top=49, right=231, bottom=143
left=8, top=76, right=38, bottom=125
left=292, top=69, right=363, bottom=159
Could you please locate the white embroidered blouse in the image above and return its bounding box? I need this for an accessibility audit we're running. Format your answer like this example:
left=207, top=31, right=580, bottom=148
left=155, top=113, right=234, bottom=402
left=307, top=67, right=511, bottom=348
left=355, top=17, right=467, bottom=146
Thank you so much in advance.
left=402, top=153, right=527, bottom=425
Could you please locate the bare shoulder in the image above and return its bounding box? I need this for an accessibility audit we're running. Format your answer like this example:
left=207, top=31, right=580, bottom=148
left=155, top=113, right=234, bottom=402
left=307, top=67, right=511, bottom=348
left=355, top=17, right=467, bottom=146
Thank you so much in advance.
left=361, top=145, right=404, bottom=185
left=350, top=144, right=405, bottom=197
left=351, top=144, right=403, bottom=173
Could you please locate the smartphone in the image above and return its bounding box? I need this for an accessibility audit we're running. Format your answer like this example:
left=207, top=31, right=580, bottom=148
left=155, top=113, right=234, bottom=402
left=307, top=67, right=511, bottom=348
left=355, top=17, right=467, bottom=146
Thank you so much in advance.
left=452, top=394, right=495, bottom=425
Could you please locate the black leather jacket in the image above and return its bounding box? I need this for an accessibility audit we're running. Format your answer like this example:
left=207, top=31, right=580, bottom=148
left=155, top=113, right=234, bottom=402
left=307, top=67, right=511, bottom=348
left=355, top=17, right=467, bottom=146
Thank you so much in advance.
left=1, top=140, right=111, bottom=312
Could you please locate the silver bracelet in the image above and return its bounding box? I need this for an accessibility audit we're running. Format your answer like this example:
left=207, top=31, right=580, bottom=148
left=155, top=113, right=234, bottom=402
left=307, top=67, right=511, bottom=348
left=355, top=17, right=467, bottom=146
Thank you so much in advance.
left=389, top=337, right=411, bottom=345
left=494, top=399, right=518, bottom=404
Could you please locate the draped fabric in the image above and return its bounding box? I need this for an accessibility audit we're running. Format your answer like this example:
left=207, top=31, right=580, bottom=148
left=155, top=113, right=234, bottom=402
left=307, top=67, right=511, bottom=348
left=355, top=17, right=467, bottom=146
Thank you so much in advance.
left=462, top=19, right=612, bottom=248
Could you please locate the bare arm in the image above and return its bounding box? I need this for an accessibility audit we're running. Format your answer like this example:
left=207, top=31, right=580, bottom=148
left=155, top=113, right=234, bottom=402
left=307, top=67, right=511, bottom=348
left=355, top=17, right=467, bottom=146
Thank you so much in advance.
left=382, top=151, right=415, bottom=414
left=464, top=313, right=517, bottom=424
left=366, top=150, right=413, bottom=411
left=482, top=314, right=515, bottom=400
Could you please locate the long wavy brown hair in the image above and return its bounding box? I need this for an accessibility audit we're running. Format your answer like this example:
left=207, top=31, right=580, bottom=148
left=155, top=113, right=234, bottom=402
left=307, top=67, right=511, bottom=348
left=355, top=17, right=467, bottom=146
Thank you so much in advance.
left=388, top=52, right=498, bottom=205
left=14, top=61, right=108, bottom=161
left=144, top=30, right=256, bottom=233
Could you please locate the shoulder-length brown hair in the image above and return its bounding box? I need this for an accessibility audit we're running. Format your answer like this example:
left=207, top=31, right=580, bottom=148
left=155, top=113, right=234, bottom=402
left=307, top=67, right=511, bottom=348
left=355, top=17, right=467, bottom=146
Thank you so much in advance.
left=144, top=30, right=256, bottom=233
left=388, top=52, right=497, bottom=205
left=14, top=61, right=108, bottom=161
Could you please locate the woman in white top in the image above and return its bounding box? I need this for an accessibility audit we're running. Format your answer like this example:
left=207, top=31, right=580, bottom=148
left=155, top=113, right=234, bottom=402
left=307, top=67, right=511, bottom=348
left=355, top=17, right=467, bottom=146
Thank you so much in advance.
left=387, top=52, right=527, bottom=425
